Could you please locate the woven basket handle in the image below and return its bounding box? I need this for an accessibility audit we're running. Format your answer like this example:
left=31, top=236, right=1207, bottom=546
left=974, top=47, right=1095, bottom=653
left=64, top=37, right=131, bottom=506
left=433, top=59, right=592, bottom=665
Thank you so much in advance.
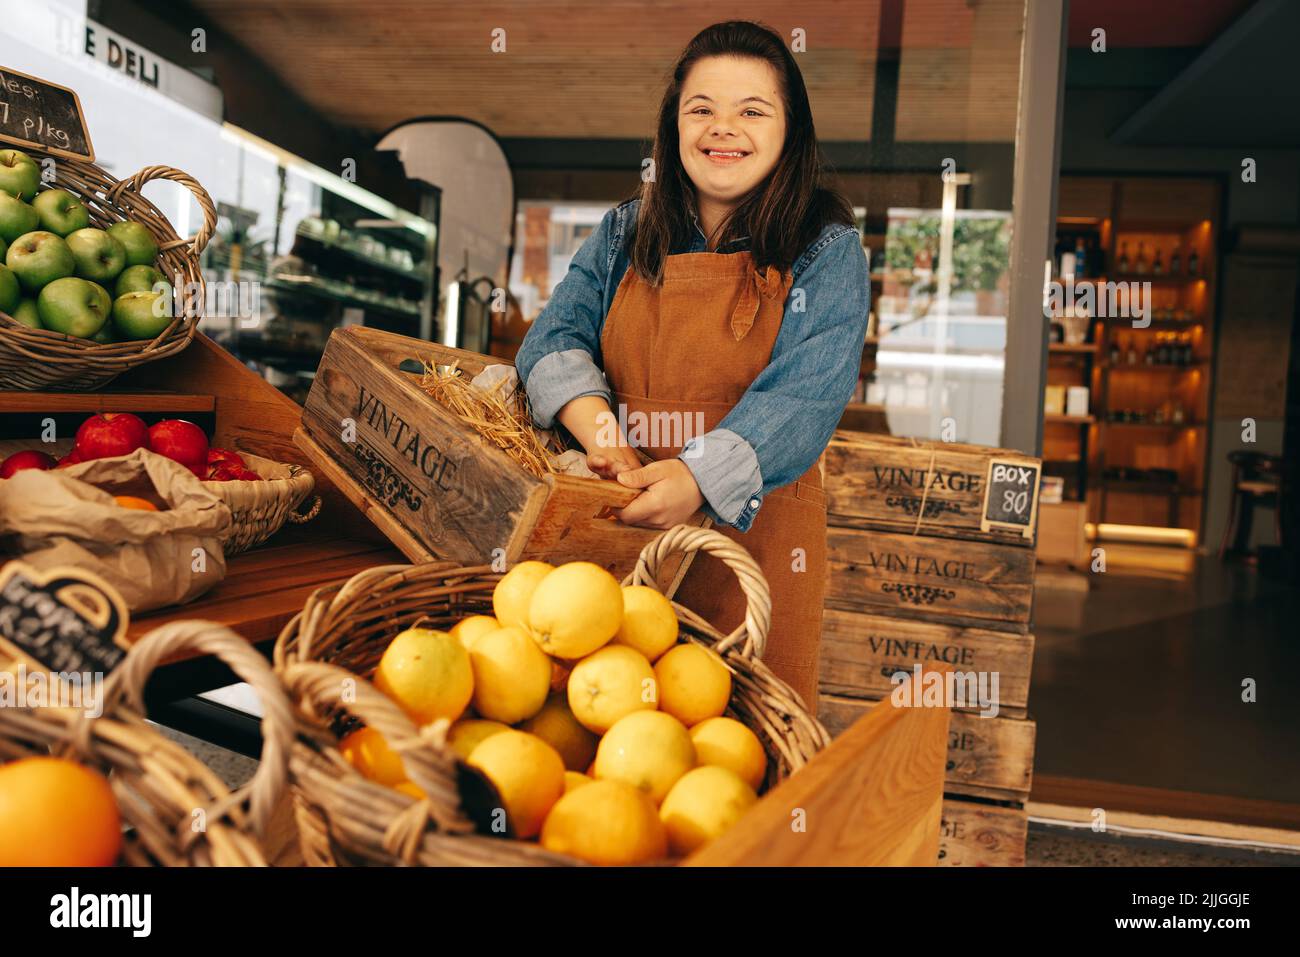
left=104, top=620, right=294, bottom=839
left=622, top=524, right=772, bottom=659
left=108, top=166, right=218, bottom=256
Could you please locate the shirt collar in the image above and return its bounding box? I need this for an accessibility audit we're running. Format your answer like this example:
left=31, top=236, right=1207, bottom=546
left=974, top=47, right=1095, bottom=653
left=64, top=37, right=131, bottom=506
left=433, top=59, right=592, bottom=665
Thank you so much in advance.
left=688, top=208, right=751, bottom=251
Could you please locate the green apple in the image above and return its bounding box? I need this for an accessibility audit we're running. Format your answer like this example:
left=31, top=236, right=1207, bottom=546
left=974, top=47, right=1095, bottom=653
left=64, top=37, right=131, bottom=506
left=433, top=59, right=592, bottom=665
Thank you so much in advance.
left=5, top=231, right=75, bottom=292
left=0, top=237, right=5, bottom=261
left=107, top=221, right=159, bottom=267
left=8, top=297, right=41, bottom=329
left=0, top=263, right=19, bottom=314
left=115, top=263, right=166, bottom=297
left=32, top=188, right=90, bottom=237
left=111, top=289, right=172, bottom=340
left=90, top=322, right=116, bottom=344
left=66, top=227, right=127, bottom=283
left=0, top=191, right=38, bottom=243
left=37, top=277, right=111, bottom=338
left=0, top=150, right=40, bottom=202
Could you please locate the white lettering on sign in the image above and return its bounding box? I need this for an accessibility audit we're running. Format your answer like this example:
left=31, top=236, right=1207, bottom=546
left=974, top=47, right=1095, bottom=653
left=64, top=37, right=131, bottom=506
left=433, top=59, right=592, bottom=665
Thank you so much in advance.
left=991, top=464, right=1034, bottom=486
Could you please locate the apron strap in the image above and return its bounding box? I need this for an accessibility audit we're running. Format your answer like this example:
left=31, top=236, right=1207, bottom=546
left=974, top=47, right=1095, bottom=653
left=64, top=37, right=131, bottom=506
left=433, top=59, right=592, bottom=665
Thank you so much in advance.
left=729, top=264, right=793, bottom=340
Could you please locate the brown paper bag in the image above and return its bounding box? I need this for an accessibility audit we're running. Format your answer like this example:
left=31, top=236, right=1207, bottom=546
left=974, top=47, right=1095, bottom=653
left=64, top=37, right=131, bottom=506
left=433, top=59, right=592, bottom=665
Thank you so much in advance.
left=0, top=449, right=232, bottom=613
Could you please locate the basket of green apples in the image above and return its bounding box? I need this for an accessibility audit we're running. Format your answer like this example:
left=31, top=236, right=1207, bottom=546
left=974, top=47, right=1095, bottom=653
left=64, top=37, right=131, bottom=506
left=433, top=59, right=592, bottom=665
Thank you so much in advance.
left=0, top=147, right=216, bottom=391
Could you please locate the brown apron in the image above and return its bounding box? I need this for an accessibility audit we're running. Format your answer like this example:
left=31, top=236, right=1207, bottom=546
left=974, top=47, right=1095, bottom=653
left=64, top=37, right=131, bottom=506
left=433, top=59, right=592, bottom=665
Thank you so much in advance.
left=601, top=250, right=826, bottom=707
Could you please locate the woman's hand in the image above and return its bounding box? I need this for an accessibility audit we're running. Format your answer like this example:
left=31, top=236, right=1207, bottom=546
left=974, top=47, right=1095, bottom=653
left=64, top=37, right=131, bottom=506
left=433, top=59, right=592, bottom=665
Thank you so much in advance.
left=555, top=395, right=641, bottom=479
left=615, top=459, right=706, bottom=529
left=587, top=446, right=642, bottom=480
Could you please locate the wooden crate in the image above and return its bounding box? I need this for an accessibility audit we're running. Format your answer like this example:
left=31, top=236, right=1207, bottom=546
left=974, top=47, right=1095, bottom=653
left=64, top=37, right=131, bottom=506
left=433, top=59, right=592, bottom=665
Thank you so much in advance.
left=825, top=526, right=1036, bottom=632
left=819, top=608, right=1034, bottom=717
left=818, top=694, right=1035, bottom=800
left=824, top=431, right=1042, bottom=546
left=938, top=798, right=1028, bottom=867
left=296, top=325, right=698, bottom=582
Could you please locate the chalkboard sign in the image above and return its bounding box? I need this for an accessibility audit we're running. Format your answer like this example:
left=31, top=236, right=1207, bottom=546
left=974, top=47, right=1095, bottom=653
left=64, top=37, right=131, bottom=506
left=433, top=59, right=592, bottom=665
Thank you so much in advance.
left=980, top=458, right=1041, bottom=539
left=0, top=561, right=127, bottom=676
left=0, top=66, right=95, bottom=162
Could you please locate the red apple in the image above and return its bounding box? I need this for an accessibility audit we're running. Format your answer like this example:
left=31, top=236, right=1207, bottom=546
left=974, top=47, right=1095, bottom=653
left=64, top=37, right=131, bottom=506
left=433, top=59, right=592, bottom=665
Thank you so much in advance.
left=0, top=449, right=57, bottom=478
left=55, top=448, right=84, bottom=469
left=207, top=447, right=246, bottom=470
left=232, top=467, right=261, bottom=481
left=148, top=419, right=208, bottom=474
left=74, top=412, right=149, bottom=460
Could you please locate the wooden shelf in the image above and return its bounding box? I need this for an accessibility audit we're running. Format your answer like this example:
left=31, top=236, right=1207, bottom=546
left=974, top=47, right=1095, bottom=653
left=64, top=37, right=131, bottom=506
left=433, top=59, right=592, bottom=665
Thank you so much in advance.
left=1048, top=342, right=1097, bottom=354
left=1101, top=361, right=1209, bottom=371
left=1044, top=413, right=1094, bottom=425
left=1103, top=419, right=1203, bottom=429
left=0, top=391, right=215, bottom=414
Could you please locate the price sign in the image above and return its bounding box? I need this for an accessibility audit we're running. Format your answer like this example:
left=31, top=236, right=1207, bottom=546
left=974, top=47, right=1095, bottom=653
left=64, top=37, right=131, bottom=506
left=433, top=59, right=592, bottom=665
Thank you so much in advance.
left=0, top=561, right=127, bottom=676
left=980, top=458, right=1041, bottom=539
left=0, top=66, right=95, bottom=162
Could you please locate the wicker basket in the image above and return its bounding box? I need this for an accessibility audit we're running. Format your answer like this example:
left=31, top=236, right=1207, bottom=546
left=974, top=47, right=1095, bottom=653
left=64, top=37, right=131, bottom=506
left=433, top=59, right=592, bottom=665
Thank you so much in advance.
left=0, top=620, right=294, bottom=865
left=204, top=452, right=321, bottom=555
left=273, top=524, right=832, bottom=866
left=0, top=155, right=216, bottom=391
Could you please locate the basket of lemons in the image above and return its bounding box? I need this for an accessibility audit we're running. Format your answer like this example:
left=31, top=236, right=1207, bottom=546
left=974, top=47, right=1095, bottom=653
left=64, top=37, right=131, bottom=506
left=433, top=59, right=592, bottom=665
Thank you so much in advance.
left=272, top=524, right=830, bottom=865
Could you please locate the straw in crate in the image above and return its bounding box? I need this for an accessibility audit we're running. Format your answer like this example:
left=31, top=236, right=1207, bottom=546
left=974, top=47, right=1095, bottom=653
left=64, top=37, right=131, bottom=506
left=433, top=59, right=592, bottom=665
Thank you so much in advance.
left=0, top=155, right=215, bottom=391
left=273, top=524, right=831, bottom=866
left=0, top=621, right=293, bottom=865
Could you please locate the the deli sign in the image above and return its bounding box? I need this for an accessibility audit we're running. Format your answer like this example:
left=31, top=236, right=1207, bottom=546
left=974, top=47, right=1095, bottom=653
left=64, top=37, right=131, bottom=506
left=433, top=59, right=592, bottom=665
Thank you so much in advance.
left=81, top=20, right=223, bottom=123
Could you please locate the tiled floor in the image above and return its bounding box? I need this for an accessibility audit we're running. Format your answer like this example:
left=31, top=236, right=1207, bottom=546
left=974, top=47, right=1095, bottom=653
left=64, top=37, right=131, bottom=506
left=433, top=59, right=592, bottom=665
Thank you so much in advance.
left=1031, top=554, right=1299, bottom=806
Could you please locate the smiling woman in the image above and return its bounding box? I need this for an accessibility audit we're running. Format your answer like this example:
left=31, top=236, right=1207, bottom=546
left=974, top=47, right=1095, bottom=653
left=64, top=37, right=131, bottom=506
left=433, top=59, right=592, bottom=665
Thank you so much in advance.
left=515, top=21, right=869, bottom=703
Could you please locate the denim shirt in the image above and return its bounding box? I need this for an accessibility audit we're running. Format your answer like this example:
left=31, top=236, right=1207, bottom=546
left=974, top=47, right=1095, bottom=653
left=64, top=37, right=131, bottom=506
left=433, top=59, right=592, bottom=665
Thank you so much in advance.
left=516, top=198, right=870, bottom=531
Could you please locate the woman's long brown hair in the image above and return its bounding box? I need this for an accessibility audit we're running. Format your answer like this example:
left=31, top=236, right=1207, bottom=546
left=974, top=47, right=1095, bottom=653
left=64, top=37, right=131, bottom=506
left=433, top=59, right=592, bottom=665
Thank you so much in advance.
left=629, top=20, right=854, bottom=284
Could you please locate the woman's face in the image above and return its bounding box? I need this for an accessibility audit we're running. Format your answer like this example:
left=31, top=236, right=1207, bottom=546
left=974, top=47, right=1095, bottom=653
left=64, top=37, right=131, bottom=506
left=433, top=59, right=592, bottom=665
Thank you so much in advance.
left=678, top=56, right=786, bottom=210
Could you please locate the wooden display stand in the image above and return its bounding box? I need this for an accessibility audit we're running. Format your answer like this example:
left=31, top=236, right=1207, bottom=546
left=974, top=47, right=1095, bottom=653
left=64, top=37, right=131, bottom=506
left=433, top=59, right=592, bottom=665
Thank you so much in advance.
left=1, top=334, right=956, bottom=866
left=820, top=430, right=1042, bottom=865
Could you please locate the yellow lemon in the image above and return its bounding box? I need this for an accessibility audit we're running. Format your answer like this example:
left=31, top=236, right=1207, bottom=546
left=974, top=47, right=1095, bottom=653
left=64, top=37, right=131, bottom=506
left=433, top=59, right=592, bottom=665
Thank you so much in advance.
left=468, top=625, right=551, bottom=723
left=659, top=765, right=757, bottom=856
left=540, top=779, right=667, bottom=866
left=594, top=710, right=695, bottom=804
left=567, top=645, right=656, bottom=734
left=613, top=585, right=679, bottom=661
left=654, top=642, right=731, bottom=727
left=449, top=615, right=500, bottom=650
left=563, top=771, right=593, bottom=793
left=467, top=730, right=565, bottom=839
left=394, top=781, right=426, bottom=800
left=447, top=718, right=511, bottom=761
left=492, top=561, right=554, bottom=630
left=689, top=717, right=767, bottom=790
left=373, top=627, right=474, bottom=725
left=519, top=693, right=600, bottom=771
left=339, top=726, right=408, bottom=786
left=528, top=561, right=623, bottom=658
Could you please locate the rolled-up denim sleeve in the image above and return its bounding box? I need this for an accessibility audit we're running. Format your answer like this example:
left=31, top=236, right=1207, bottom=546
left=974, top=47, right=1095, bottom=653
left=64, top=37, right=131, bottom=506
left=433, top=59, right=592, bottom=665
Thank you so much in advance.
left=680, top=230, right=870, bottom=530
left=516, top=209, right=615, bottom=428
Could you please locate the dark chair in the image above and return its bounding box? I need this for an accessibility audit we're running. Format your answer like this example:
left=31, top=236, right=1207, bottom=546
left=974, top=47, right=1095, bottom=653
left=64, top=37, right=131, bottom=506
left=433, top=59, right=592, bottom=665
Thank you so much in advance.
left=1219, top=451, right=1284, bottom=560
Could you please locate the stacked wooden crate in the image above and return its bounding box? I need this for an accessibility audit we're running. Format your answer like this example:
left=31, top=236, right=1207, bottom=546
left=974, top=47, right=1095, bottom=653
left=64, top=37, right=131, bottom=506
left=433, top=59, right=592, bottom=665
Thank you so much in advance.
left=818, top=431, right=1042, bottom=866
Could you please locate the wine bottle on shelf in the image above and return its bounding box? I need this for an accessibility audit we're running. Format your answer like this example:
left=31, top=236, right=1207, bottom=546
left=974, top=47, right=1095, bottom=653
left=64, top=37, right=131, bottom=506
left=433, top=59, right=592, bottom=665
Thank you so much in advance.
left=1126, top=336, right=1138, bottom=366
left=1188, top=248, right=1199, bottom=277
left=1135, top=242, right=1149, bottom=275
left=1074, top=237, right=1088, bottom=279
left=1154, top=249, right=1165, bottom=275
left=1118, top=241, right=1130, bottom=273
left=1109, top=338, right=1121, bottom=365
left=1156, top=333, right=1170, bottom=365
left=1170, top=246, right=1182, bottom=276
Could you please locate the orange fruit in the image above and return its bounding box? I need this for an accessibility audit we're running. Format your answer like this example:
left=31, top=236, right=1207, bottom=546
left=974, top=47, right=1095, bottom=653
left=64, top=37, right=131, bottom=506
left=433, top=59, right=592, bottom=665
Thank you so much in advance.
left=0, top=757, right=122, bottom=866
left=339, top=726, right=408, bottom=786
left=690, top=717, right=767, bottom=790
left=540, top=779, right=668, bottom=866
left=594, top=710, right=695, bottom=804
left=113, top=495, right=158, bottom=511
left=466, top=730, right=566, bottom=839
left=654, top=643, right=731, bottom=726
left=373, top=627, right=474, bottom=726
left=659, top=766, right=757, bottom=855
